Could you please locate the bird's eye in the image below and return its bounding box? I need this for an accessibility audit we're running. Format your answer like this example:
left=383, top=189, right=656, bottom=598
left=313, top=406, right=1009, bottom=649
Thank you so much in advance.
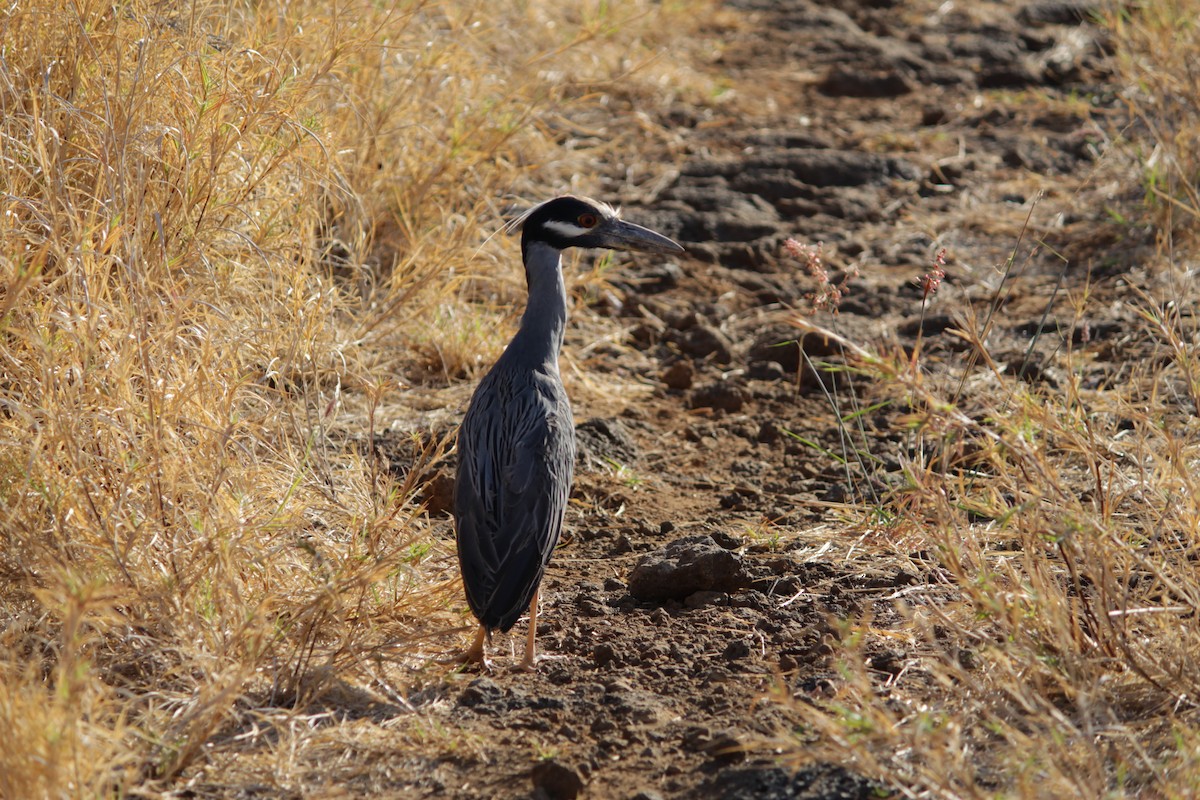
left=577, top=213, right=599, bottom=228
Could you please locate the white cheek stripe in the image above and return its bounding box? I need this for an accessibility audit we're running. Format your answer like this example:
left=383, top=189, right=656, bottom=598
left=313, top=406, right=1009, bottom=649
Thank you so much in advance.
left=542, top=220, right=594, bottom=238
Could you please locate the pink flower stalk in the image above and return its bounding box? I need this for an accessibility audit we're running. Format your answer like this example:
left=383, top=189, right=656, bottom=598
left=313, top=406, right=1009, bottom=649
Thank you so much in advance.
left=785, top=238, right=857, bottom=314
left=921, top=248, right=947, bottom=303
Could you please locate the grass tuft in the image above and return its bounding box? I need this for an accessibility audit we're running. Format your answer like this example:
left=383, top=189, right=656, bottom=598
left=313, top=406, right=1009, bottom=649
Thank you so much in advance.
left=0, top=0, right=712, bottom=792
left=776, top=6, right=1200, bottom=795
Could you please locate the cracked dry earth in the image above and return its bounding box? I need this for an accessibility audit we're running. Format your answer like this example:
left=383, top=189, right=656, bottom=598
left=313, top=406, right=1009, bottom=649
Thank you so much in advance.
left=373, top=2, right=1138, bottom=798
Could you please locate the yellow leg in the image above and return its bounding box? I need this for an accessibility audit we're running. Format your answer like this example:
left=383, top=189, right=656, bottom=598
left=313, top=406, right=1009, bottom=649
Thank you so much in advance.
left=464, top=625, right=487, bottom=666
left=517, top=588, right=540, bottom=672
left=440, top=624, right=490, bottom=671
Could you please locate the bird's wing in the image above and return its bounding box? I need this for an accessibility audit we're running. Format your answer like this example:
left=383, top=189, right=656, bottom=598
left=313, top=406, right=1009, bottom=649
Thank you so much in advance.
left=454, top=371, right=575, bottom=630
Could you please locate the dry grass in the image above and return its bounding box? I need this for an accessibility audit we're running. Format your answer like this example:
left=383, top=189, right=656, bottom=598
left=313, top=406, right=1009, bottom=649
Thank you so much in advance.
left=0, top=0, right=711, bottom=794
left=778, top=5, right=1200, bottom=797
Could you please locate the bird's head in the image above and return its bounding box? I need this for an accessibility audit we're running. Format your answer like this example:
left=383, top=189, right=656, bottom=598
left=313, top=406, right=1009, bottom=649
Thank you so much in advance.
left=506, top=195, right=684, bottom=261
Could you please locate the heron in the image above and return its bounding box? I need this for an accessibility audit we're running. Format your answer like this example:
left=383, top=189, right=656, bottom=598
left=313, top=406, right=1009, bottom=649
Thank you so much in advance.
left=453, top=195, right=683, bottom=671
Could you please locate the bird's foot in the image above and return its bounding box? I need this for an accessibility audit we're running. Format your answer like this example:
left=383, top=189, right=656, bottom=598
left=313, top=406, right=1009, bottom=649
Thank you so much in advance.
left=438, top=648, right=493, bottom=672
left=438, top=627, right=491, bottom=672
left=513, top=652, right=565, bottom=673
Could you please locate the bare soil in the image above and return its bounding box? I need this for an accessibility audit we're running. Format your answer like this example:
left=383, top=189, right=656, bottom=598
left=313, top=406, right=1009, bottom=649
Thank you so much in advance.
left=328, top=2, right=1140, bottom=798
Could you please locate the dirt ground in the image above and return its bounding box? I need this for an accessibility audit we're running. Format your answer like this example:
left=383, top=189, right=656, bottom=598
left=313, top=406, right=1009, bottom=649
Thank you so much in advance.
left=360, top=2, right=1136, bottom=798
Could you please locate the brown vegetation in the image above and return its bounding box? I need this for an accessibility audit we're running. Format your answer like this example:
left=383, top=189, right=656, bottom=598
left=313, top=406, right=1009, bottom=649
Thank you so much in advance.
left=3, top=0, right=1200, bottom=797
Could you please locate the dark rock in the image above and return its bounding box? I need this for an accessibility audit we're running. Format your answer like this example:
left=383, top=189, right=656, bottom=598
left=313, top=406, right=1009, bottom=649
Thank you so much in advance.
left=633, top=260, right=684, bottom=293
left=701, top=763, right=884, bottom=800
left=723, top=639, right=752, bottom=660
left=979, top=61, right=1042, bottom=88
left=628, top=535, right=751, bottom=601
left=896, top=313, right=956, bottom=337
left=684, top=726, right=746, bottom=762
left=578, top=597, right=608, bottom=618
left=458, top=677, right=504, bottom=709
left=1004, top=356, right=1058, bottom=387
left=674, top=324, right=734, bottom=363
left=419, top=470, right=455, bottom=516
left=819, top=66, right=914, bottom=97
left=748, top=360, right=786, bottom=381
left=593, top=642, right=621, bottom=668
left=690, top=381, right=748, bottom=413
left=749, top=330, right=801, bottom=373
left=756, top=420, right=781, bottom=444
left=576, top=418, right=638, bottom=469
left=719, top=492, right=749, bottom=511
left=685, top=590, right=729, bottom=608
left=743, top=130, right=833, bottom=150
left=749, top=326, right=851, bottom=377
left=709, top=530, right=743, bottom=550
left=1018, top=1, right=1097, bottom=26
left=730, top=171, right=812, bottom=204
left=748, top=149, right=920, bottom=186
left=666, top=309, right=699, bottom=331
left=530, top=759, right=585, bottom=800
left=663, top=192, right=781, bottom=246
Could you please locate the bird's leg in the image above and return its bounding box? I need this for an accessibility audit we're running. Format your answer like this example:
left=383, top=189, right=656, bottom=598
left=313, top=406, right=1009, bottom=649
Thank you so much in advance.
left=516, top=588, right=541, bottom=672
left=464, top=625, right=488, bottom=666
left=440, top=625, right=491, bottom=671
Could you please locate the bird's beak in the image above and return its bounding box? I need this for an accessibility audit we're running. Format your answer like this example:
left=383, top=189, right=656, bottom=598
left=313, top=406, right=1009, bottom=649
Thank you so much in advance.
left=599, top=218, right=685, bottom=255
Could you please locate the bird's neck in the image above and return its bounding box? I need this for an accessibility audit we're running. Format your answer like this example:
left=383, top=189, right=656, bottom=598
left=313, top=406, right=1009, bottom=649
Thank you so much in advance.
left=506, top=240, right=568, bottom=370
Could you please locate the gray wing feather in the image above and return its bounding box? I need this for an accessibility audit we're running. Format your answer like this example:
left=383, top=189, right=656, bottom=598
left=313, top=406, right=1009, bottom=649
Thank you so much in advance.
left=454, top=368, right=575, bottom=632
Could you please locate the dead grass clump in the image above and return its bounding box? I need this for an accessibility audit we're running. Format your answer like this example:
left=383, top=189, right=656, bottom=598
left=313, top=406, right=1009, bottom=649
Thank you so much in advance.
left=775, top=20, right=1200, bottom=798
left=0, top=0, right=711, bottom=793
left=1107, top=0, right=1200, bottom=247
left=784, top=286, right=1200, bottom=795
left=774, top=6, right=1200, bottom=794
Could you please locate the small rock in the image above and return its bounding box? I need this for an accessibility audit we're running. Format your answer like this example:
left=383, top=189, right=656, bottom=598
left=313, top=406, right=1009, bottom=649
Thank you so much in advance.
left=590, top=715, right=617, bottom=734
left=675, top=324, right=734, bottom=363
left=635, top=260, right=683, bottom=292
left=897, top=313, right=956, bottom=338
left=756, top=420, right=781, bottom=444
left=689, top=381, right=747, bottom=413
left=683, top=726, right=745, bottom=763
left=458, top=677, right=504, bottom=709
left=666, top=309, right=698, bottom=331
left=684, top=590, right=729, bottom=609
left=719, top=492, right=747, bottom=510
left=1017, top=1, right=1096, bottom=26
left=819, top=66, right=913, bottom=97
left=749, top=329, right=801, bottom=372
left=750, top=148, right=919, bottom=186
left=576, top=418, right=638, bottom=469
left=821, top=483, right=852, bottom=504
left=578, top=597, right=607, bottom=618
left=747, top=360, right=786, bottom=380
left=709, top=530, right=743, bottom=550
left=662, top=361, right=695, bottom=390
left=723, top=639, right=752, bottom=660
left=531, top=759, right=585, bottom=800
left=704, top=729, right=746, bottom=763
left=628, top=535, right=750, bottom=601
left=593, top=642, right=621, bottom=668
left=419, top=471, right=455, bottom=516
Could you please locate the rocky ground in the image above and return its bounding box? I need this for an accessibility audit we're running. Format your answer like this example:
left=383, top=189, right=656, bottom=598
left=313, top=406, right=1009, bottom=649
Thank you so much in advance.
left=374, top=2, right=1139, bottom=797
